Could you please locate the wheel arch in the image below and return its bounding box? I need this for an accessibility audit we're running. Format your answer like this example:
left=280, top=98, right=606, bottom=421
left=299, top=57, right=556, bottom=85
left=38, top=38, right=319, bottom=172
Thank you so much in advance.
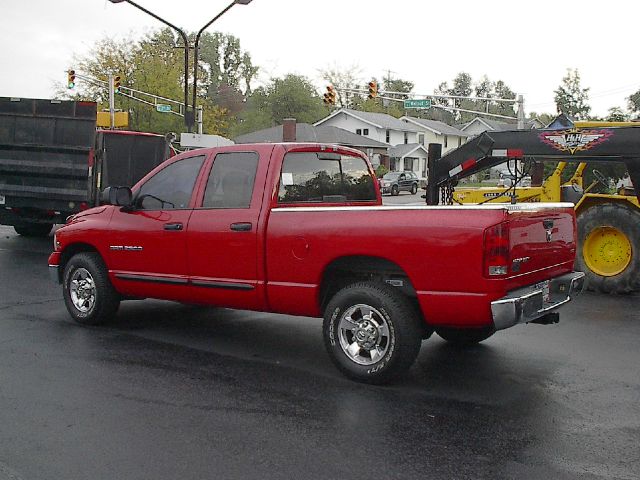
left=319, top=254, right=419, bottom=313
left=575, top=195, right=640, bottom=217
left=57, top=243, right=103, bottom=283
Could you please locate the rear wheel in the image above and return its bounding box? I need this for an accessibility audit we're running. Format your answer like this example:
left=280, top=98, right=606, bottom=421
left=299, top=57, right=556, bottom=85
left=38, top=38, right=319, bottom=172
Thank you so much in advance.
left=575, top=204, right=640, bottom=294
left=436, top=327, right=495, bottom=346
left=411, top=183, right=418, bottom=195
left=63, top=252, right=120, bottom=325
left=323, top=282, right=422, bottom=384
left=14, top=222, right=52, bottom=237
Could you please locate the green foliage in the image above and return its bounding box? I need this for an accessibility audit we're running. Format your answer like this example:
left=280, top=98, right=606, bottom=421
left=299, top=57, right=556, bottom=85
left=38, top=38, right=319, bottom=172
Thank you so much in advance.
left=62, top=28, right=252, bottom=136
left=375, top=164, right=389, bottom=178
left=627, top=90, right=640, bottom=115
left=233, top=74, right=326, bottom=136
left=606, top=106, right=628, bottom=122
left=198, top=31, right=258, bottom=100
left=433, top=72, right=516, bottom=123
left=554, top=68, right=591, bottom=120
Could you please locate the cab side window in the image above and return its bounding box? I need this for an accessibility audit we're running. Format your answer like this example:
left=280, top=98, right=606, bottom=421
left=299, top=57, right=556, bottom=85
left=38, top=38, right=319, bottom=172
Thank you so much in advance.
left=136, top=155, right=205, bottom=210
left=202, top=152, right=259, bottom=209
left=278, top=152, right=376, bottom=203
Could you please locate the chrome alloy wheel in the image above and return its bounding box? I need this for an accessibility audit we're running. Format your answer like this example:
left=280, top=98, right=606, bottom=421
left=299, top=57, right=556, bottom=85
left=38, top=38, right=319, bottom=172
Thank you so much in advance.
left=69, top=267, right=96, bottom=313
left=337, top=304, right=390, bottom=365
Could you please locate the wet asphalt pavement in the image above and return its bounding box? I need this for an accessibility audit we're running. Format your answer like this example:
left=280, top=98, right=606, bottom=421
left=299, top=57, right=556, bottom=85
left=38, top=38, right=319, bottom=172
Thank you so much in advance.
left=0, top=224, right=638, bottom=480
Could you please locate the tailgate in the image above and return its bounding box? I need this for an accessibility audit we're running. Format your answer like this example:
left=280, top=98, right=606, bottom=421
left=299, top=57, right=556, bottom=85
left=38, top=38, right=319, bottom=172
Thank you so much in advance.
left=507, top=204, right=576, bottom=276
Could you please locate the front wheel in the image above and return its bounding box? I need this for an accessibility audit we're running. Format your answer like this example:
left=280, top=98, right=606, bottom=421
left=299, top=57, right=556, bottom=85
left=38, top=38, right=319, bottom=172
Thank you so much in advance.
left=63, top=252, right=120, bottom=325
left=411, top=183, right=418, bottom=195
left=391, top=185, right=399, bottom=196
left=435, top=326, right=495, bottom=346
left=323, top=282, right=422, bottom=384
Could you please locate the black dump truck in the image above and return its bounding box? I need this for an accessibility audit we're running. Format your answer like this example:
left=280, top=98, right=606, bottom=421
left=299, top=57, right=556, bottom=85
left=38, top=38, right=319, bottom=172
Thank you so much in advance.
left=0, top=97, right=174, bottom=236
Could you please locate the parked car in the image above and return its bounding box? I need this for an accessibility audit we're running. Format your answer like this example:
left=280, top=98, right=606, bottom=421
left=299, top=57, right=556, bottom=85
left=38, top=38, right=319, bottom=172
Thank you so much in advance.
left=379, top=171, right=419, bottom=195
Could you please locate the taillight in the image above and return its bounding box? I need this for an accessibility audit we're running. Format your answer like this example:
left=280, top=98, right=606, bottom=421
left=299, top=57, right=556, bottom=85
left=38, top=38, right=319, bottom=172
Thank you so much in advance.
left=79, top=202, right=89, bottom=211
left=484, top=221, right=510, bottom=277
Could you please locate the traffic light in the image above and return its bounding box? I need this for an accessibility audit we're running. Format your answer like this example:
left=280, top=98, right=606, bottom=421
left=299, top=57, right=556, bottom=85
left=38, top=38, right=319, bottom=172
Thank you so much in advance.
left=323, top=85, right=337, bottom=105
left=368, top=81, right=378, bottom=99
left=113, top=75, right=121, bottom=93
left=67, top=70, right=76, bottom=89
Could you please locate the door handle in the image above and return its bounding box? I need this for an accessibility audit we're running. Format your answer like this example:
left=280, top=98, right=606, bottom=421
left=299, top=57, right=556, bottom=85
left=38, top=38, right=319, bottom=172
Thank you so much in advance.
left=230, top=222, right=252, bottom=232
left=164, top=222, right=183, bottom=231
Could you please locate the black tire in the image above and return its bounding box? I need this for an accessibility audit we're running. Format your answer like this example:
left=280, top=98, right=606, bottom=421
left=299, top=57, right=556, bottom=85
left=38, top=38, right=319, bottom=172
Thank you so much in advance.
left=62, top=252, right=120, bottom=325
left=575, top=204, right=640, bottom=294
left=435, top=326, right=495, bottom=346
left=14, top=223, right=53, bottom=237
left=391, top=185, right=399, bottom=196
left=323, top=281, right=422, bottom=384
left=410, top=183, right=418, bottom=195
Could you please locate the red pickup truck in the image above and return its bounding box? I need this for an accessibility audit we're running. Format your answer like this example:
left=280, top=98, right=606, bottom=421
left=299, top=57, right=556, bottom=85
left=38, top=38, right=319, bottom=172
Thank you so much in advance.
left=48, top=143, right=584, bottom=383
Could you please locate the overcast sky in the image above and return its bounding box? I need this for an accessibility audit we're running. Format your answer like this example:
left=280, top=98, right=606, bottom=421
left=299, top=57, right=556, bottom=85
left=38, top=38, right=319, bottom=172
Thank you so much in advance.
left=2, top=0, right=638, bottom=118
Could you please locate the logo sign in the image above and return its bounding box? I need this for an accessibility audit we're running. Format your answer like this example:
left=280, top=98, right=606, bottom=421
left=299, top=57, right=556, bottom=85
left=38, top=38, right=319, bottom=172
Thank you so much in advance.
left=539, top=128, right=612, bottom=154
left=156, top=104, right=172, bottom=113
left=404, top=99, right=431, bottom=109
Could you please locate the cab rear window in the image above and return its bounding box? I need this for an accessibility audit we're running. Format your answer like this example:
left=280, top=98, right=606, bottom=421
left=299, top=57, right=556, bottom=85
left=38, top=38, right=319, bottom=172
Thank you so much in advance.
left=278, top=152, right=376, bottom=203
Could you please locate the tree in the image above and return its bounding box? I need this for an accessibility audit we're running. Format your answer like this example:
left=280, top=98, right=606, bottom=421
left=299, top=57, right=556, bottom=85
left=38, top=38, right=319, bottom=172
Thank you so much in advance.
left=197, top=31, right=258, bottom=100
left=233, top=74, right=326, bottom=136
left=606, top=106, right=628, bottom=122
left=627, top=90, right=640, bottom=117
left=554, top=68, right=591, bottom=120
left=66, top=29, right=229, bottom=135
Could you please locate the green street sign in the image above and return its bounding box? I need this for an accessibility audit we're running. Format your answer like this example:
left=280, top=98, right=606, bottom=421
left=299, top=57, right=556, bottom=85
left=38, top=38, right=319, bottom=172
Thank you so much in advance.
left=404, top=99, right=432, bottom=109
left=156, top=104, right=172, bottom=113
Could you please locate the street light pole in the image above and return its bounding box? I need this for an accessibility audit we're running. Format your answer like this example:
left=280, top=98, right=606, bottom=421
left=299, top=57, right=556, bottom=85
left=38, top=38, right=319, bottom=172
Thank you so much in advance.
left=192, top=0, right=253, bottom=120
left=107, top=0, right=193, bottom=131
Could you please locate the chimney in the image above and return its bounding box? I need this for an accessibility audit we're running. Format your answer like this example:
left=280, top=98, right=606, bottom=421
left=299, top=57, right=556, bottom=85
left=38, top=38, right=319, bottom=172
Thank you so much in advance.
left=282, top=118, right=296, bottom=142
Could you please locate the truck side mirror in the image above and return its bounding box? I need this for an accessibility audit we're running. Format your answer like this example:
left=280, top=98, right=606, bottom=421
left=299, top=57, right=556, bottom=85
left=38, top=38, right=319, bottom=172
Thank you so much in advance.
left=101, top=186, right=132, bottom=206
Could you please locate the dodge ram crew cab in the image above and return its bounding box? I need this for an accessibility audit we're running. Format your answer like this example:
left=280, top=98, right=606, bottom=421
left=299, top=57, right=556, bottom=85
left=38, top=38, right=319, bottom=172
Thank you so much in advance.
left=48, top=143, right=584, bottom=383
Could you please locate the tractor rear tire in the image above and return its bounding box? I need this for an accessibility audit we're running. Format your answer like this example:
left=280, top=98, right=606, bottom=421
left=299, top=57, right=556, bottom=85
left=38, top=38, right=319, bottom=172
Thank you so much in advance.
left=575, top=203, right=640, bottom=294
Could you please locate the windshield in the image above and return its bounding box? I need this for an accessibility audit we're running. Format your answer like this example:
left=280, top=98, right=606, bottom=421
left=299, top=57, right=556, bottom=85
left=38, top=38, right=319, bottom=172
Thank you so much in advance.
left=383, top=173, right=400, bottom=180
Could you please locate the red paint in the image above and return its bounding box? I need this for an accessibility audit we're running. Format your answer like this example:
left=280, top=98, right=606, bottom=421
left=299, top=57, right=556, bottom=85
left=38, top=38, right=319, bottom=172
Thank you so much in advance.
left=49, top=143, right=578, bottom=329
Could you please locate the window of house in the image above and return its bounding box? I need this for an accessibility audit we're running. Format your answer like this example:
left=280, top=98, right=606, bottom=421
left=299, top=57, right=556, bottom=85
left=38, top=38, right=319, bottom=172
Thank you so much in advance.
left=444, top=135, right=448, bottom=148
left=404, top=132, right=408, bottom=144
left=363, top=128, right=369, bottom=136
left=418, top=133, right=425, bottom=145
left=135, top=155, right=205, bottom=210
left=404, top=157, right=415, bottom=171
left=356, top=129, right=362, bottom=135
left=201, top=152, right=259, bottom=209
left=386, top=130, right=390, bottom=143
left=458, top=137, right=462, bottom=147
left=278, top=152, right=376, bottom=203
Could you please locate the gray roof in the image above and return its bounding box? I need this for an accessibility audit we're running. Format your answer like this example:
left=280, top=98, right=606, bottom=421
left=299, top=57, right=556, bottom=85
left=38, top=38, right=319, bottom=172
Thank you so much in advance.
left=233, top=123, right=388, bottom=148
left=316, top=108, right=422, bottom=132
left=462, top=117, right=540, bottom=132
left=401, top=116, right=470, bottom=137
left=388, top=143, right=427, bottom=158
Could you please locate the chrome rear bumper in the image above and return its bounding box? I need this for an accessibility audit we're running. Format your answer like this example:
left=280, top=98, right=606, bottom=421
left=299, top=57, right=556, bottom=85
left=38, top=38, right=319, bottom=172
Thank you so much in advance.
left=491, top=271, right=585, bottom=330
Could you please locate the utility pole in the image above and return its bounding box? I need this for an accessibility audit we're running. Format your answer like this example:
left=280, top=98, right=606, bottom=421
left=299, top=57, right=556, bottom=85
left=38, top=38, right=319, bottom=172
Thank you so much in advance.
left=108, top=73, right=115, bottom=129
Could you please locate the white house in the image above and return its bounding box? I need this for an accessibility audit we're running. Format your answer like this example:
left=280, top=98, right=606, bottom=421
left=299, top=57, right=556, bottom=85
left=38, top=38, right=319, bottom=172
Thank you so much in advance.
left=399, top=116, right=470, bottom=155
left=387, top=144, right=430, bottom=180
left=314, top=108, right=422, bottom=146
left=315, top=109, right=437, bottom=180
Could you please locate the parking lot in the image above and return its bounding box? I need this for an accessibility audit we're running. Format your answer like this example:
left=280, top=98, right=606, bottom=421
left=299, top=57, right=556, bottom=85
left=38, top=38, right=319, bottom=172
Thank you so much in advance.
left=0, top=219, right=638, bottom=480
